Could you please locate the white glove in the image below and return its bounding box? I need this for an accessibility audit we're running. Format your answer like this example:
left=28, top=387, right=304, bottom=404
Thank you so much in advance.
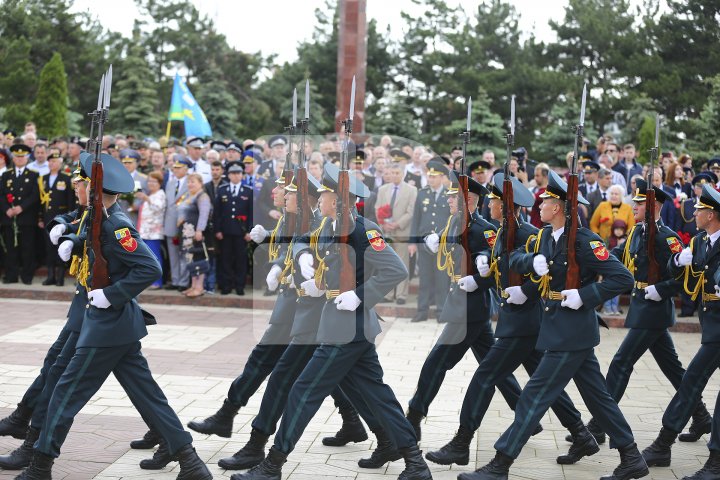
left=676, top=248, right=693, bottom=267
left=58, top=240, right=73, bottom=262
left=249, top=224, right=269, bottom=243
left=88, top=289, right=111, bottom=309
left=266, top=265, right=282, bottom=291
left=300, top=279, right=325, bottom=297
left=533, top=254, right=549, bottom=276
left=475, top=255, right=491, bottom=277
left=560, top=289, right=583, bottom=310
left=425, top=233, right=440, bottom=254
left=49, top=224, right=66, bottom=245
left=715, top=285, right=720, bottom=297
left=335, top=290, right=361, bottom=311
left=644, top=285, right=662, bottom=302
left=288, top=275, right=295, bottom=289
left=458, top=275, right=479, bottom=292
left=504, top=286, right=528, bottom=305
left=298, top=253, right=315, bottom=280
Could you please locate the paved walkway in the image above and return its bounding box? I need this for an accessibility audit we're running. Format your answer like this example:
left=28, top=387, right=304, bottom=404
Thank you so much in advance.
left=0, top=297, right=716, bottom=479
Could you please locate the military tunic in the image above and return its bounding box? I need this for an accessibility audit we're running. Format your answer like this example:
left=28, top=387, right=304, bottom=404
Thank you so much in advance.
left=407, top=211, right=523, bottom=417
left=0, top=167, right=40, bottom=283
left=493, top=226, right=637, bottom=458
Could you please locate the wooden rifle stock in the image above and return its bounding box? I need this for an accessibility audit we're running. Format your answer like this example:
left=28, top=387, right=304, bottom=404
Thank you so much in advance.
left=645, top=188, right=660, bottom=284
left=89, top=160, right=110, bottom=289
left=295, top=167, right=311, bottom=234
left=564, top=174, right=581, bottom=289
left=458, top=175, right=473, bottom=276
left=503, top=178, right=522, bottom=286
left=283, top=168, right=296, bottom=235
left=337, top=169, right=354, bottom=293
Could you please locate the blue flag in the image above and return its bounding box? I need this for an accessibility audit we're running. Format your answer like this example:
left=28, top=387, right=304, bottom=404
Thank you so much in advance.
left=168, top=73, right=212, bottom=137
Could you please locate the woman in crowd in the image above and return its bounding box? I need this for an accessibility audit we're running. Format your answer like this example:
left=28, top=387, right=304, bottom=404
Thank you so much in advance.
left=177, top=173, right=213, bottom=298
left=590, top=184, right=635, bottom=242
left=665, top=160, right=692, bottom=199
left=135, top=171, right=167, bottom=289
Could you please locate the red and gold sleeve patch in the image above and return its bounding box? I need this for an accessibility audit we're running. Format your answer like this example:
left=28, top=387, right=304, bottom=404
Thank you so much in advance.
left=484, top=230, right=497, bottom=248
left=590, top=240, right=609, bottom=261
left=115, top=227, right=138, bottom=253
left=667, top=236, right=683, bottom=254
left=367, top=229, right=386, bottom=251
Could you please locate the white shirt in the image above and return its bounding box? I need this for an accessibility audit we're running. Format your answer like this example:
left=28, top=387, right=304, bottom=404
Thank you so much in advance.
left=190, top=158, right=212, bottom=184
left=552, top=226, right=565, bottom=243
left=230, top=182, right=242, bottom=196
left=15, top=167, right=24, bottom=177
left=708, top=229, right=720, bottom=250
left=28, top=161, right=49, bottom=177
left=585, top=182, right=597, bottom=194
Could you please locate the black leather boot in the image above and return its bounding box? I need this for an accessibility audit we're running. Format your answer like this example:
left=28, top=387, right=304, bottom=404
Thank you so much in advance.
left=642, top=427, right=678, bottom=467
left=130, top=428, right=160, bottom=449
left=681, top=450, right=720, bottom=479
left=457, top=450, right=514, bottom=480
left=139, top=438, right=174, bottom=470
left=14, top=451, right=53, bottom=480
left=54, top=268, right=65, bottom=287
left=41, top=275, right=55, bottom=286
left=425, top=424, right=474, bottom=465
left=600, top=442, right=649, bottom=480
left=218, top=428, right=269, bottom=470
left=0, top=403, right=32, bottom=439
left=680, top=402, right=713, bottom=442
left=0, top=426, right=39, bottom=469
left=564, top=416, right=606, bottom=445
left=358, top=428, right=401, bottom=468
left=175, top=444, right=213, bottom=480
left=322, top=405, right=368, bottom=446
left=406, top=408, right=423, bottom=442
left=398, top=445, right=432, bottom=480
left=187, top=398, right=240, bottom=438
left=531, top=423, right=544, bottom=436
left=556, top=422, right=600, bottom=464
left=229, top=446, right=287, bottom=480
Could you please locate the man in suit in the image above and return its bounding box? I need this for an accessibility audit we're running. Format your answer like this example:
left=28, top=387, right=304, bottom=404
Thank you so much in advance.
left=163, top=157, right=191, bottom=290
left=0, top=144, right=40, bottom=284
left=118, top=148, right=148, bottom=225
left=375, top=162, right=417, bottom=304
left=214, top=163, right=252, bottom=295
left=586, top=167, right=613, bottom=218
left=579, top=160, right=601, bottom=198
left=39, top=152, right=74, bottom=286
left=642, top=184, right=720, bottom=478
left=185, top=136, right=212, bottom=183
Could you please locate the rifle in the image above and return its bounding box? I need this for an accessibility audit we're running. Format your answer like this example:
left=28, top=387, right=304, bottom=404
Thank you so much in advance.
left=295, top=80, right=311, bottom=235
left=458, top=97, right=473, bottom=276
left=283, top=89, right=298, bottom=236
left=645, top=114, right=661, bottom=284
left=564, top=83, right=586, bottom=290
left=88, top=65, right=113, bottom=290
left=337, top=76, right=356, bottom=294
left=504, top=95, right=522, bottom=287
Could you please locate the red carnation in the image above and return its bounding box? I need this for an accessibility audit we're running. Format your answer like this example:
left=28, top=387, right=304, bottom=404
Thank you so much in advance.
left=376, top=204, right=392, bottom=225
left=236, top=215, right=248, bottom=221
left=6, top=194, right=14, bottom=204
left=677, top=231, right=691, bottom=246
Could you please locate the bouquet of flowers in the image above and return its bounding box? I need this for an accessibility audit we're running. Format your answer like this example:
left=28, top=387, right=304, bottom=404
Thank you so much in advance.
left=376, top=204, right=392, bottom=225
left=4, top=194, right=19, bottom=248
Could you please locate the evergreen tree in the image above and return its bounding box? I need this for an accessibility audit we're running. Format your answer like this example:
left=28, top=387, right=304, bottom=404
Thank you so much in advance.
left=532, top=98, right=599, bottom=165
left=637, top=116, right=656, bottom=165
left=687, top=75, right=720, bottom=163
left=195, top=64, right=238, bottom=138
left=0, top=37, right=37, bottom=129
left=442, top=88, right=505, bottom=158
left=33, top=52, right=69, bottom=138
left=112, top=26, right=161, bottom=136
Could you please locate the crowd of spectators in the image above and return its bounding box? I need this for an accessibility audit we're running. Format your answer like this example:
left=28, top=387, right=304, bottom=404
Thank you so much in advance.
left=0, top=124, right=714, bottom=317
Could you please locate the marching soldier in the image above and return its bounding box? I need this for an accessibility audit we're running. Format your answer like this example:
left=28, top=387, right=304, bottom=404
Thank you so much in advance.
left=0, top=144, right=40, bottom=284
left=39, top=151, right=74, bottom=286
left=405, top=175, right=525, bottom=440
left=426, top=172, right=587, bottom=468
left=18, top=153, right=213, bottom=480
left=213, top=163, right=252, bottom=295
left=575, top=179, right=712, bottom=446
left=462, top=170, right=646, bottom=480
left=408, top=160, right=451, bottom=322
left=233, top=165, right=432, bottom=480
left=641, top=183, right=720, bottom=479
left=467, top=160, right=493, bottom=223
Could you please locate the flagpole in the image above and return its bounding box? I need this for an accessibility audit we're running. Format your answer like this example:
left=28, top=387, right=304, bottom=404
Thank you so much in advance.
left=165, top=121, right=172, bottom=141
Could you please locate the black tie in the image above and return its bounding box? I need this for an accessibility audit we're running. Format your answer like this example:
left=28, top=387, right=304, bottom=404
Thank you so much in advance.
left=174, top=180, right=179, bottom=197
left=602, top=191, right=607, bottom=201
left=391, top=185, right=398, bottom=208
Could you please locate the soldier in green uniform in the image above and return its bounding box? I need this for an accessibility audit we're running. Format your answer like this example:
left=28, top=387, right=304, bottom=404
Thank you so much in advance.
left=427, top=172, right=590, bottom=468
left=18, top=153, right=212, bottom=480
left=463, top=171, right=647, bottom=480
left=232, top=165, right=432, bottom=480
left=641, top=183, right=720, bottom=480
left=574, top=179, right=712, bottom=445
left=408, top=160, right=451, bottom=323
left=405, top=175, right=525, bottom=441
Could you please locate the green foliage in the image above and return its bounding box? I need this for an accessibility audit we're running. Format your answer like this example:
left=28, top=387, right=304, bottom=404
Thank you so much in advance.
left=637, top=116, right=656, bottom=165
left=532, top=98, right=599, bottom=166
left=442, top=88, right=505, bottom=158
left=195, top=64, right=238, bottom=138
left=687, top=75, right=720, bottom=163
left=0, top=37, right=37, bottom=129
left=33, top=52, right=68, bottom=138
left=112, top=26, right=161, bottom=137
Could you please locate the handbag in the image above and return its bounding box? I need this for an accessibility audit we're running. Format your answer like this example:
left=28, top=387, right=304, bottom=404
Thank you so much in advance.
left=187, top=240, right=210, bottom=276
